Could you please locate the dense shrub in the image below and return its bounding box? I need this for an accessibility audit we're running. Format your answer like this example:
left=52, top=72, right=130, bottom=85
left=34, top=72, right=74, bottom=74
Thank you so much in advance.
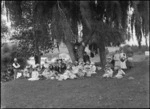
left=131, top=45, right=149, bottom=54
left=1, top=43, right=27, bottom=71
left=120, top=45, right=149, bottom=55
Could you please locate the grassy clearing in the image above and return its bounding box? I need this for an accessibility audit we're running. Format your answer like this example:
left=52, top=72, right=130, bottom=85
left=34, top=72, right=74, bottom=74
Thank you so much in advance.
left=1, top=55, right=149, bottom=108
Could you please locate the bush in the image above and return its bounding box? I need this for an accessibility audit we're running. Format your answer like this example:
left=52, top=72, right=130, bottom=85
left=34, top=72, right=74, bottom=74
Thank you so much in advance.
left=1, top=43, right=27, bottom=71
left=120, top=45, right=149, bottom=55
left=132, top=46, right=148, bottom=53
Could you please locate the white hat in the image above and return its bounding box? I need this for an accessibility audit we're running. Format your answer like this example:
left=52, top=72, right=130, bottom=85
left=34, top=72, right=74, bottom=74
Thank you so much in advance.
left=14, top=58, right=17, bottom=61
left=91, top=62, right=95, bottom=65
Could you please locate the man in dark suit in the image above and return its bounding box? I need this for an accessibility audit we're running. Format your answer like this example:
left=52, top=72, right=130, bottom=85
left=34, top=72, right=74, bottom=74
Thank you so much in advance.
left=83, top=52, right=90, bottom=63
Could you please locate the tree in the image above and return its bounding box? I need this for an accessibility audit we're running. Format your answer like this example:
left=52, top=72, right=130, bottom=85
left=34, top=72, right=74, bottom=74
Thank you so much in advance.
left=5, top=1, right=55, bottom=64
left=131, top=1, right=149, bottom=48
left=4, top=1, right=149, bottom=68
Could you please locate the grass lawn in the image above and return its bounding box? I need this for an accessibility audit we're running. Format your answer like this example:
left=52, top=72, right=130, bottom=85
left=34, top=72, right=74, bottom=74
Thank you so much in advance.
left=1, top=55, right=149, bottom=108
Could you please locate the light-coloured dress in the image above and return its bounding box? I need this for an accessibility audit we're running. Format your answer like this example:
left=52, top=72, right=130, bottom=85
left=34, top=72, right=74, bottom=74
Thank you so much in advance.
left=102, top=68, right=113, bottom=78
left=61, top=70, right=70, bottom=80
left=114, top=53, right=121, bottom=70
left=42, top=69, right=50, bottom=78
left=120, top=53, right=127, bottom=69
left=115, top=69, right=125, bottom=79
left=90, top=65, right=97, bottom=74
left=72, top=66, right=79, bottom=75
left=28, top=70, right=39, bottom=81
left=23, top=68, right=30, bottom=77
left=84, top=65, right=91, bottom=77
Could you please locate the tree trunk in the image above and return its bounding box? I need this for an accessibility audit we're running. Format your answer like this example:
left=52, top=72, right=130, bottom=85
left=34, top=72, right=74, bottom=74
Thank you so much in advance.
left=34, top=44, right=41, bottom=65
left=138, top=40, right=141, bottom=49
left=34, top=32, right=41, bottom=65
left=77, top=45, right=85, bottom=60
left=97, top=42, right=106, bottom=69
left=65, top=41, right=76, bottom=63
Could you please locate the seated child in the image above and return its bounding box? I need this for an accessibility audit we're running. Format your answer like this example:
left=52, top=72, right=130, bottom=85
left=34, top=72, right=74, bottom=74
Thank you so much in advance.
left=61, top=62, right=67, bottom=74
left=42, top=68, right=50, bottom=79
left=28, top=66, right=39, bottom=81
left=102, top=65, right=113, bottom=78
left=84, top=61, right=91, bottom=77
left=77, top=62, right=85, bottom=77
left=114, top=67, right=125, bottom=79
left=90, top=62, right=97, bottom=74
left=58, top=66, right=71, bottom=80
left=72, top=64, right=79, bottom=75
left=23, top=66, right=30, bottom=78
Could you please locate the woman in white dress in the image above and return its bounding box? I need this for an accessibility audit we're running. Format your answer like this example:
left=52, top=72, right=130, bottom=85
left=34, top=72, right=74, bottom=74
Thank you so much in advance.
left=77, top=62, right=85, bottom=77
left=119, top=50, right=127, bottom=70
left=90, top=62, right=97, bottom=74
left=114, top=67, right=125, bottom=79
left=102, top=65, right=113, bottom=78
left=84, top=62, right=92, bottom=77
left=113, top=50, right=121, bottom=70
left=23, top=66, right=30, bottom=78
left=28, top=65, right=39, bottom=81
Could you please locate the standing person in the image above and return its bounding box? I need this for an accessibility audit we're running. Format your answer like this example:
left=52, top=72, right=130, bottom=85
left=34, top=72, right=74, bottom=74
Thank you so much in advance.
left=34, top=54, right=39, bottom=64
left=120, top=50, right=127, bottom=70
left=44, top=59, right=49, bottom=68
left=126, top=46, right=134, bottom=69
left=12, top=58, right=20, bottom=80
left=113, top=50, right=121, bottom=71
left=111, top=55, right=115, bottom=70
left=83, top=52, right=90, bottom=63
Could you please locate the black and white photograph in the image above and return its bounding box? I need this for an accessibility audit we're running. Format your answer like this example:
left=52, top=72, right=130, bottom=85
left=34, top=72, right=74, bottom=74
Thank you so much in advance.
left=1, top=0, right=149, bottom=108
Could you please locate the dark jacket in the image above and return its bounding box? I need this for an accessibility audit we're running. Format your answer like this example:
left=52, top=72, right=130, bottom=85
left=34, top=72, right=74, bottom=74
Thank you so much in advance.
left=83, top=54, right=90, bottom=63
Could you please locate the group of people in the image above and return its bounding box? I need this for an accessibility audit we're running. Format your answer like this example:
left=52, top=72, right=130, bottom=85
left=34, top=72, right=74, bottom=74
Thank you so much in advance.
left=14, top=57, right=97, bottom=81
left=102, top=49, right=133, bottom=79
left=3, top=48, right=133, bottom=82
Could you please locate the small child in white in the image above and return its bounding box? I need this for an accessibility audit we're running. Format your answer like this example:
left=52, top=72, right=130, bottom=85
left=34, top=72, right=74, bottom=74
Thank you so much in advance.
left=28, top=65, right=39, bottom=81
left=77, top=62, right=85, bottom=77
left=90, top=62, right=97, bottom=74
left=84, top=61, right=91, bottom=77
left=60, top=66, right=71, bottom=80
left=114, top=67, right=125, bottom=79
left=23, top=66, right=30, bottom=78
left=72, top=64, right=79, bottom=75
left=102, top=65, right=113, bottom=78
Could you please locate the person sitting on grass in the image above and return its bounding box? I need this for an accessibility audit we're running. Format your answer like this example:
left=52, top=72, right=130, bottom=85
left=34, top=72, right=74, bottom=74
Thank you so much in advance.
left=114, top=67, right=125, bottom=79
left=77, top=61, right=85, bottom=78
left=61, top=61, right=67, bottom=74
left=84, top=61, right=92, bottom=77
left=28, top=65, right=40, bottom=81
left=102, top=64, right=113, bottom=78
left=23, top=66, right=30, bottom=78
left=72, top=64, right=79, bottom=75
left=90, top=62, right=97, bottom=75
left=7, top=65, right=14, bottom=80
left=113, top=50, right=121, bottom=71
left=59, top=65, right=72, bottom=80
left=120, top=50, right=127, bottom=70
left=44, top=59, right=49, bottom=68
left=83, top=52, right=90, bottom=63
left=42, top=66, right=51, bottom=80
left=68, top=67, right=77, bottom=80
